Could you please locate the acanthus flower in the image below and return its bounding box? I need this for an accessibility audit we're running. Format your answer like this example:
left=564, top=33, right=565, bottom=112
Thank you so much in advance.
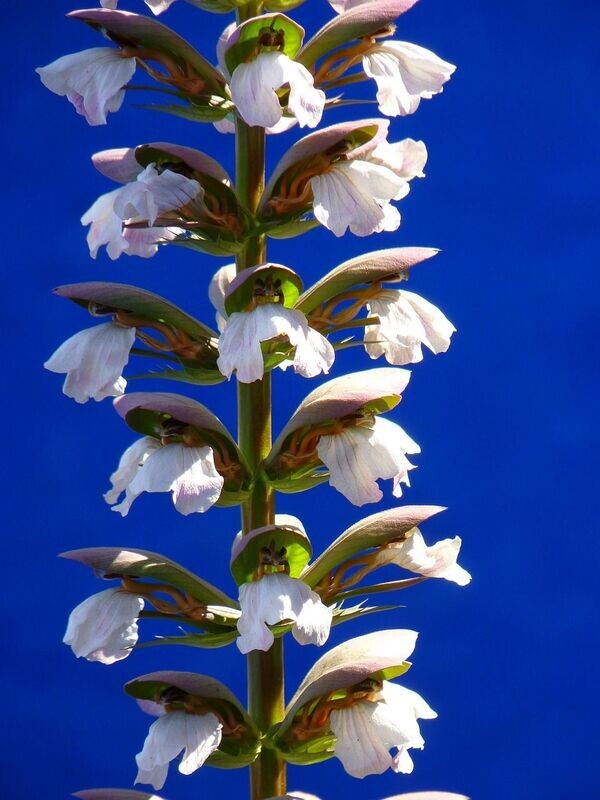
left=363, top=41, right=456, bottom=117
left=237, top=572, right=332, bottom=654
left=374, top=530, right=471, bottom=586
left=44, top=321, right=136, bottom=403
left=81, top=164, right=200, bottom=260
left=230, top=51, right=325, bottom=130
left=210, top=264, right=334, bottom=383
left=217, top=304, right=334, bottom=383
left=365, top=288, right=455, bottom=365
left=329, top=680, right=437, bottom=778
left=63, top=587, right=144, bottom=665
left=310, top=138, right=427, bottom=238
left=317, top=416, right=420, bottom=506
left=135, top=706, right=222, bottom=790
left=36, top=48, right=136, bottom=126
left=104, top=435, right=224, bottom=517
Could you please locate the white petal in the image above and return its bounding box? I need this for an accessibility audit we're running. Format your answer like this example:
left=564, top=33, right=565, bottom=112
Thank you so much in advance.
left=128, top=443, right=224, bottom=516
left=363, top=41, right=455, bottom=118
left=36, top=48, right=136, bottom=125
left=104, top=436, right=162, bottom=513
left=310, top=160, right=403, bottom=238
left=208, top=263, right=237, bottom=332
left=230, top=51, right=287, bottom=128
left=392, top=747, right=415, bottom=773
left=237, top=574, right=331, bottom=653
left=63, top=588, right=143, bottom=665
left=217, top=304, right=326, bottom=383
left=145, top=0, right=177, bottom=13
left=280, top=58, right=325, bottom=128
left=317, top=419, right=418, bottom=507
left=365, top=291, right=428, bottom=366
left=80, top=188, right=126, bottom=259
left=399, top=290, right=456, bottom=353
left=44, top=322, right=136, bottom=404
left=381, top=531, right=471, bottom=585
left=330, top=703, right=394, bottom=778
left=135, top=711, right=221, bottom=790
left=292, top=594, right=333, bottom=647
left=293, top=326, right=335, bottom=378
left=114, top=164, right=201, bottom=226
left=369, top=139, right=428, bottom=183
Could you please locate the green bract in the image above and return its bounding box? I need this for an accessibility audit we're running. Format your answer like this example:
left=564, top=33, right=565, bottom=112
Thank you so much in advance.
left=230, top=522, right=312, bottom=584
left=224, top=264, right=304, bottom=314
left=224, top=14, right=305, bottom=75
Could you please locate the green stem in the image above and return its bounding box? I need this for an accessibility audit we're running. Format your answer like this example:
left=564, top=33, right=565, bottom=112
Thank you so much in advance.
left=233, top=31, right=286, bottom=796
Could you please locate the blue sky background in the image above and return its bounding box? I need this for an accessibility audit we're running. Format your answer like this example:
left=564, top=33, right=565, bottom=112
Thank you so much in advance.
left=2, top=0, right=598, bottom=798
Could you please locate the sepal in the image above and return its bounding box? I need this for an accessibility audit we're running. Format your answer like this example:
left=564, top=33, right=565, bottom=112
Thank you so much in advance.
left=296, top=248, right=439, bottom=315
left=60, top=546, right=237, bottom=607
left=298, top=0, right=418, bottom=70
left=230, top=520, right=312, bottom=584
left=126, top=671, right=261, bottom=767
left=224, top=264, right=303, bottom=315
left=223, top=14, right=305, bottom=75
left=301, top=506, right=445, bottom=591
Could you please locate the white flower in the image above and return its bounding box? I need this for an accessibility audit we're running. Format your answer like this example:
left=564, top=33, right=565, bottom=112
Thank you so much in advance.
left=135, top=709, right=222, bottom=790
left=36, top=48, right=136, bottom=126
left=230, top=51, right=325, bottom=129
left=81, top=164, right=200, bottom=260
left=63, top=588, right=144, bottom=665
left=309, top=138, right=425, bottom=238
left=237, top=573, right=332, bottom=654
left=375, top=530, right=471, bottom=586
left=330, top=680, right=437, bottom=778
left=105, top=436, right=224, bottom=516
left=317, top=416, right=420, bottom=506
left=363, top=41, right=456, bottom=117
left=365, top=289, right=455, bottom=366
left=44, top=322, right=136, bottom=403
left=217, top=304, right=334, bottom=384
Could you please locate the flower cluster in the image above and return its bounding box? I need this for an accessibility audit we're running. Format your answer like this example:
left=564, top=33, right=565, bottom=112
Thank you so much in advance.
left=39, top=0, right=467, bottom=799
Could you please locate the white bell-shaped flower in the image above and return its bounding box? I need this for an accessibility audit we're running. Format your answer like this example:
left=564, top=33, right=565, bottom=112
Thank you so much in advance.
left=81, top=164, right=200, bottom=260
left=104, top=436, right=224, bottom=517
left=230, top=51, right=325, bottom=129
left=217, top=304, right=334, bottom=384
left=237, top=573, right=332, bottom=654
left=375, top=530, right=471, bottom=586
left=63, top=588, right=144, bottom=665
left=330, top=680, right=437, bottom=778
left=310, top=138, right=426, bottom=238
left=36, top=48, right=136, bottom=126
left=44, top=322, right=136, bottom=403
left=363, top=41, right=456, bottom=117
left=135, top=709, right=223, bottom=790
left=317, top=416, right=420, bottom=506
left=365, top=289, right=455, bottom=366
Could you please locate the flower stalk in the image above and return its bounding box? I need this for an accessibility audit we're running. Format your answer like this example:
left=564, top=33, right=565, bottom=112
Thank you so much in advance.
left=234, top=38, right=285, bottom=794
